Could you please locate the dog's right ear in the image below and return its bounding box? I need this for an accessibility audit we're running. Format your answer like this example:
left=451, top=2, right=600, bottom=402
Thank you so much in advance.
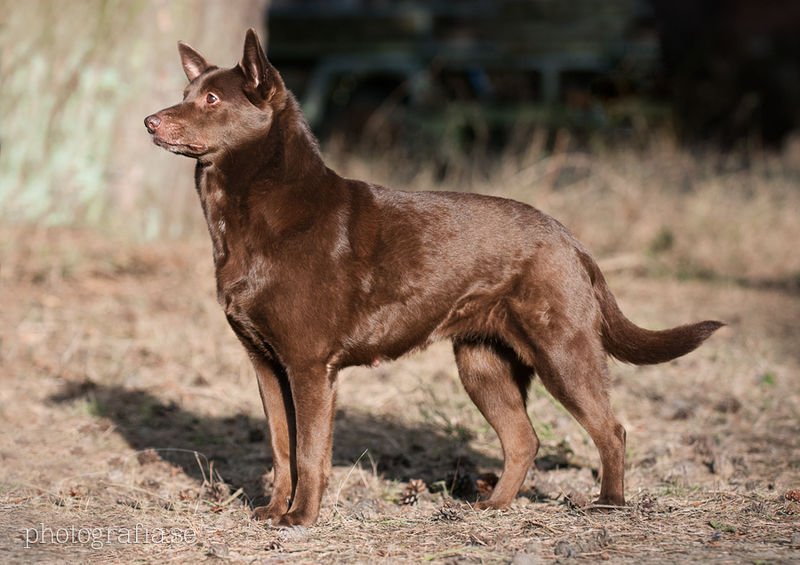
left=178, top=41, right=210, bottom=82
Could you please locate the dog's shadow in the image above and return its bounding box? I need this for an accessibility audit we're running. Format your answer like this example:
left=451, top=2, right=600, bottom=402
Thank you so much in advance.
left=48, top=381, right=500, bottom=508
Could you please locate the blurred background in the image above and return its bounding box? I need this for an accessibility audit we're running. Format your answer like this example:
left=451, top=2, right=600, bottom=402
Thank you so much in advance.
left=1, top=0, right=800, bottom=244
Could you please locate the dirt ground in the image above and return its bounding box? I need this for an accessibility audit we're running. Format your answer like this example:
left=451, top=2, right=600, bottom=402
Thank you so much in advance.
left=1, top=223, right=798, bottom=564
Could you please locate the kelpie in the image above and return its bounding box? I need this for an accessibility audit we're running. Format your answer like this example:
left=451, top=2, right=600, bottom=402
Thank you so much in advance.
left=145, top=29, right=722, bottom=528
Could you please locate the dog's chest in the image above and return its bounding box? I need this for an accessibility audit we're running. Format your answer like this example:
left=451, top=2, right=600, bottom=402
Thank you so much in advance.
left=213, top=248, right=283, bottom=354
left=196, top=170, right=257, bottom=275
left=199, top=186, right=229, bottom=260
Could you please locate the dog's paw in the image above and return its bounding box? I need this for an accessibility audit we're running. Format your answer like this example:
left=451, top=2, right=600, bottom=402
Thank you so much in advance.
left=589, top=496, right=627, bottom=512
left=268, top=510, right=316, bottom=530
left=472, top=499, right=510, bottom=511
left=253, top=505, right=283, bottom=522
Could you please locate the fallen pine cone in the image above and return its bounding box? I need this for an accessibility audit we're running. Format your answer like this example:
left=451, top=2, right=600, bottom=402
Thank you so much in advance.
left=785, top=490, right=800, bottom=502
left=476, top=472, right=499, bottom=500
left=435, top=499, right=464, bottom=521
left=630, top=490, right=657, bottom=520
left=401, top=479, right=427, bottom=505
left=207, top=542, right=229, bottom=559
left=137, top=448, right=161, bottom=466
left=565, top=490, right=590, bottom=509
left=265, top=540, right=284, bottom=552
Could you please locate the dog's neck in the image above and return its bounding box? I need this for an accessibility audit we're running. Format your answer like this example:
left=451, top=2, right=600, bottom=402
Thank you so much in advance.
left=194, top=93, right=342, bottom=269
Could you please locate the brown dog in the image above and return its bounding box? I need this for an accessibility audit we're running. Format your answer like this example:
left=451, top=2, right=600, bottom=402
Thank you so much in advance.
left=145, top=29, right=722, bottom=528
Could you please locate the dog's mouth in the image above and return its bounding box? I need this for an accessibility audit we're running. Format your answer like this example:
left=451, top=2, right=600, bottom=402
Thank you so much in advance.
left=151, top=135, right=206, bottom=157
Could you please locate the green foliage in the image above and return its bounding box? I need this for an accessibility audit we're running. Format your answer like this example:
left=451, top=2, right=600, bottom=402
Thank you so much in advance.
left=647, top=226, right=674, bottom=255
left=708, top=520, right=738, bottom=533
left=82, top=397, right=107, bottom=418
left=760, top=372, right=776, bottom=386
left=659, top=477, right=700, bottom=497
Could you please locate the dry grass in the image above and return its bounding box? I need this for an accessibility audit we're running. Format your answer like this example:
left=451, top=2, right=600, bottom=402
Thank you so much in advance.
left=1, top=149, right=799, bottom=563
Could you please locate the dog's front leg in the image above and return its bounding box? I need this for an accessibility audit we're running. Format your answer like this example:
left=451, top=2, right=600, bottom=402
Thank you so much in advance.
left=251, top=356, right=297, bottom=523
left=270, top=363, right=338, bottom=528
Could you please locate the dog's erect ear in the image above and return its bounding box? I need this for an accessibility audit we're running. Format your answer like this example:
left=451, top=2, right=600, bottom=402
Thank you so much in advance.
left=178, top=41, right=210, bottom=82
left=239, top=28, right=282, bottom=103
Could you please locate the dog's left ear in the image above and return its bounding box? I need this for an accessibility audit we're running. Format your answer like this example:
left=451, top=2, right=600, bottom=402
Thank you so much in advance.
left=240, top=28, right=283, bottom=105
left=178, top=41, right=210, bottom=82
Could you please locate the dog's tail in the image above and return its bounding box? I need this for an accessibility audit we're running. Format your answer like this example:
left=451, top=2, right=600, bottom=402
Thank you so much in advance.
left=579, top=250, right=724, bottom=365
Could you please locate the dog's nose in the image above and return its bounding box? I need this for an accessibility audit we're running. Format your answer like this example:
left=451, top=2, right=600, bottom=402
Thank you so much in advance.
left=144, top=114, right=161, bottom=133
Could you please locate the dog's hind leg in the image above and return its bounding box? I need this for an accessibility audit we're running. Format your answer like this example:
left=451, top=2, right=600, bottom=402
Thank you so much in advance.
left=534, top=336, right=627, bottom=507
left=453, top=340, right=538, bottom=510
left=251, top=357, right=297, bottom=522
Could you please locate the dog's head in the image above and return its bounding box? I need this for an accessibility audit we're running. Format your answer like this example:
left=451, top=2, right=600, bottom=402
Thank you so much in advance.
left=144, top=29, right=287, bottom=159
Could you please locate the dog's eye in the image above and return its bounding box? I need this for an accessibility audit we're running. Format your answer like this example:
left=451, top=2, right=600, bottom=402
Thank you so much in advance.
left=206, top=93, right=219, bottom=104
